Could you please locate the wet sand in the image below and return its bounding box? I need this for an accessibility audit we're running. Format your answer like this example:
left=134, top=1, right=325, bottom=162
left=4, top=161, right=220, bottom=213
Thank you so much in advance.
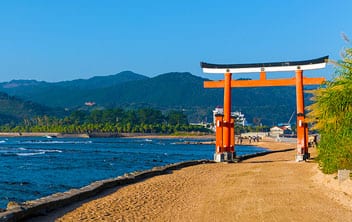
left=30, top=139, right=352, bottom=222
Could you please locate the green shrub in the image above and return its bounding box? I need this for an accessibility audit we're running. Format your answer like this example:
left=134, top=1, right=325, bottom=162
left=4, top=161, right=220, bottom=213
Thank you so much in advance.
left=308, top=47, right=352, bottom=173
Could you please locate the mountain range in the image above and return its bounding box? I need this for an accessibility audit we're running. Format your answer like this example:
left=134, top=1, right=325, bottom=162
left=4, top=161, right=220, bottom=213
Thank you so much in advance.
left=0, top=71, right=318, bottom=125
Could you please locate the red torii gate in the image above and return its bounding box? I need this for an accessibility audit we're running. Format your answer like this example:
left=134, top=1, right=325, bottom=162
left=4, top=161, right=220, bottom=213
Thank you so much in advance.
left=201, top=56, right=328, bottom=162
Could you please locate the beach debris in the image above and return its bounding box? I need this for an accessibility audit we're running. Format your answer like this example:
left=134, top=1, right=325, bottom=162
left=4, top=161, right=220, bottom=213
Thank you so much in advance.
left=338, top=169, right=351, bottom=183
left=6, top=201, right=22, bottom=210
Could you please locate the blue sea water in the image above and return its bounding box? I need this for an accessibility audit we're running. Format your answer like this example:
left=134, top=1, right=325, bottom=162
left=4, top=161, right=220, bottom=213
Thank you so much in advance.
left=0, top=137, right=267, bottom=209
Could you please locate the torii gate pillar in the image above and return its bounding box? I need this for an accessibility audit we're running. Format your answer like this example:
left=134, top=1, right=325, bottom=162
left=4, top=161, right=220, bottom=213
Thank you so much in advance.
left=295, top=69, right=309, bottom=161
left=214, top=72, right=235, bottom=162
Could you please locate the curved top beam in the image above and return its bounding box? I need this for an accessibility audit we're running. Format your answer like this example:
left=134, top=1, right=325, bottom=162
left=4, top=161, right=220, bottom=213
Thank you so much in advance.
left=201, top=56, right=329, bottom=74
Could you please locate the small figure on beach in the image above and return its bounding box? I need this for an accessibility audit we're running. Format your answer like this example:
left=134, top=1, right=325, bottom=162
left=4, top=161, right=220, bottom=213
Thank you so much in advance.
left=236, top=136, right=243, bottom=144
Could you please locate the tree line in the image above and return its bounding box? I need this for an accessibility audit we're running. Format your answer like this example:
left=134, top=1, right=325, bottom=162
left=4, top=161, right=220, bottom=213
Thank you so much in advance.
left=0, top=108, right=211, bottom=134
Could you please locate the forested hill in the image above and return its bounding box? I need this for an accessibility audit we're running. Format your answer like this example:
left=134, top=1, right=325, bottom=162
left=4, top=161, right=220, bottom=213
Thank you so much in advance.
left=0, top=71, right=148, bottom=108
left=0, top=92, right=61, bottom=125
left=0, top=71, right=318, bottom=125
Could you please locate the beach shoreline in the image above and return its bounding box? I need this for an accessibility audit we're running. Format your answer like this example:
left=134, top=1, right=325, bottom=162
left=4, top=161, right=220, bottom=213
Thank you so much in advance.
left=1, top=138, right=351, bottom=221
left=54, top=138, right=352, bottom=222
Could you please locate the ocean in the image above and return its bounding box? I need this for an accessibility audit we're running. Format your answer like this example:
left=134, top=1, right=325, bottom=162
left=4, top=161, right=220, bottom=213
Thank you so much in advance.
left=0, top=137, right=267, bottom=209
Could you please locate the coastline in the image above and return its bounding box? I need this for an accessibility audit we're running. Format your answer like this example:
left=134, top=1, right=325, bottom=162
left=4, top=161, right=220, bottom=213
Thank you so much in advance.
left=0, top=132, right=214, bottom=139
left=56, top=138, right=352, bottom=222
left=0, top=137, right=266, bottom=221
left=0, top=132, right=90, bottom=138
left=1, top=138, right=351, bottom=221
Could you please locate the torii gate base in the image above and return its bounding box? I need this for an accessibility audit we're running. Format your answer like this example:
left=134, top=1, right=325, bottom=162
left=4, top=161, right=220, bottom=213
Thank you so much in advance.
left=214, top=113, right=235, bottom=162
left=214, top=152, right=234, bottom=162
left=201, top=56, right=328, bottom=162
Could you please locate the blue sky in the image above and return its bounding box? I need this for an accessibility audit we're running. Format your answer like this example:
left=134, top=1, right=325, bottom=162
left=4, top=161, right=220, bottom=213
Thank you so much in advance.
left=0, top=0, right=351, bottom=82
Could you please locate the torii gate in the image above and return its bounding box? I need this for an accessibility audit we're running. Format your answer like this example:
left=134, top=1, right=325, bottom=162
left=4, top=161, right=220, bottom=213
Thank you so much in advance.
left=201, top=56, right=328, bottom=162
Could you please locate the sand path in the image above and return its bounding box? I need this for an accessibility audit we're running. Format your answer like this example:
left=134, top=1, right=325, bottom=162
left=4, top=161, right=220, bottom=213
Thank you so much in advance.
left=31, top=140, right=352, bottom=222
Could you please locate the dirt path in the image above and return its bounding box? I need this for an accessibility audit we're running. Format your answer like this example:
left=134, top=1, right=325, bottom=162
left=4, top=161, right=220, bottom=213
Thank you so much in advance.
left=33, top=140, right=352, bottom=222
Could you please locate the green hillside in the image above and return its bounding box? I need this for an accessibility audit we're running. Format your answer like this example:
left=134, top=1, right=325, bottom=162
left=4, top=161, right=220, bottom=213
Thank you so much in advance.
left=0, top=71, right=148, bottom=108
left=0, top=92, right=61, bottom=124
left=90, top=72, right=306, bottom=125
left=53, top=71, right=149, bottom=90
left=91, top=72, right=222, bottom=107
left=0, top=71, right=318, bottom=125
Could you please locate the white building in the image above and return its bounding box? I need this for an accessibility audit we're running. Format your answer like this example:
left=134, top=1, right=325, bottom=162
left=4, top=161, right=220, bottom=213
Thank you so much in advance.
left=270, top=126, right=284, bottom=136
left=213, top=107, right=247, bottom=127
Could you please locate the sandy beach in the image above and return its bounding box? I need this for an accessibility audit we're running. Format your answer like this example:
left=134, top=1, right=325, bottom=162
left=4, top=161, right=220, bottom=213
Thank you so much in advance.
left=27, top=138, right=352, bottom=222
